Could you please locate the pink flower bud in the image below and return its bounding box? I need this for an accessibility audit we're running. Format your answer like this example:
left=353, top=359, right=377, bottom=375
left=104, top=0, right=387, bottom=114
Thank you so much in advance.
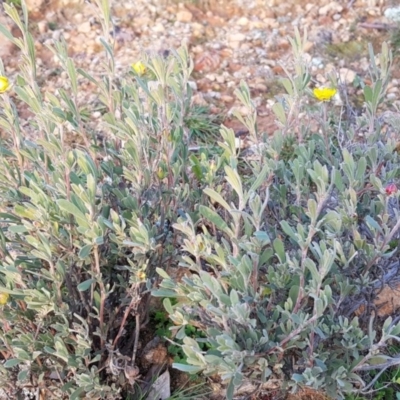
left=385, top=183, right=398, bottom=195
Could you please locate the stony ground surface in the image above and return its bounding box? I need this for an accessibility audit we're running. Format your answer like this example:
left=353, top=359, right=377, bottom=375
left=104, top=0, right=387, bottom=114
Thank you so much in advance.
left=1, top=0, right=400, bottom=399
left=1, top=0, right=400, bottom=137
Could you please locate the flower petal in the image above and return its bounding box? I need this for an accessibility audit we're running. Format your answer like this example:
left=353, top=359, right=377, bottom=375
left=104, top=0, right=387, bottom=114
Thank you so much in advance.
left=132, top=61, right=146, bottom=76
left=0, top=76, right=10, bottom=94
left=313, top=87, right=337, bottom=102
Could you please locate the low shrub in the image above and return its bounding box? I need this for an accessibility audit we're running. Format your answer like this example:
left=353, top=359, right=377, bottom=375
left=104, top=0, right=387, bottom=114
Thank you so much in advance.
left=0, top=1, right=400, bottom=399
left=154, top=31, right=400, bottom=400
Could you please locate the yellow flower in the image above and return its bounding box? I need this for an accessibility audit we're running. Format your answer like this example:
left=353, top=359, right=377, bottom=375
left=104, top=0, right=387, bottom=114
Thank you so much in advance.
left=261, top=286, right=273, bottom=297
left=0, top=76, right=10, bottom=93
left=313, top=87, right=337, bottom=102
left=0, top=293, right=10, bottom=305
left=137, top=271, right=146, bottom=281
left=132, top=61, right=146, bottom=76
left=157, top=167, right=166, bottom=180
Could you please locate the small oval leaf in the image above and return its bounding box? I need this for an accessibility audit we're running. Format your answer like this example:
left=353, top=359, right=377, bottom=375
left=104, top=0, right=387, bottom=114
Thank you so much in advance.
left=77, top=279, right=94, bottom=292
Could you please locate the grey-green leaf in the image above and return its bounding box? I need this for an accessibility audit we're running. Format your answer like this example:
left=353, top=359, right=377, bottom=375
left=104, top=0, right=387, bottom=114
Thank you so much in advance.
left=77, top=279, right=94, bottom=292
left=78, top=244, right=92, bottom=259
left=4, top=358, right=21, bottom=368
left=172, top=363, right=203, bottom=373
left=57, top=199, right=89, bottom=229
left=199, top=205, right=232, bottom=235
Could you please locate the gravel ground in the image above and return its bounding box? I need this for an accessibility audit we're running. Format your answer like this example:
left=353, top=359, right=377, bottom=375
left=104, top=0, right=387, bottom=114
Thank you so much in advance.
left=1, top=0, right=400, bottom=135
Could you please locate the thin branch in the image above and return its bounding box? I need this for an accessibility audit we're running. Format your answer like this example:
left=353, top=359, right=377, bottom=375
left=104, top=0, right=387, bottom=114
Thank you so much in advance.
left=354, top=355, right=400, bottom=371
left=358, top=22, right=398, bottom=31
left=293, top=183, right=333, bottom=314
left=364, top=217, right=400, bottom=274
left=112, top=296, right=136, bottom=349
left=132, top=313, right=141, bottom=366
left=255, top=314, right=318, bottom=357
left=94, top=246, right=106, bottom=349
left=361, top=367, right=391, bottom=393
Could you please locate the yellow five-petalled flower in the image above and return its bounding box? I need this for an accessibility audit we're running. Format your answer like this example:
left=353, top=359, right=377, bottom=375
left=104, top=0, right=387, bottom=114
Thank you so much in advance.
left=0, top=293, right=10, bottom=305
left=0, top=76, right=10, bottom=94
left=313, top=87, right=337, bottom=102
left=132, top=61, right=146, bottom=76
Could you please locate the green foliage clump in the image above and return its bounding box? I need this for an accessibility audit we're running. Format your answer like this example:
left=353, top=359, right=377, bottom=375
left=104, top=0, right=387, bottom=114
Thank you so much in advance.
left=155, top=30, right=400, bottom=400
left=0, top=2, right=400, bottom=400
left=153, top=308, right=210, bottom=366
left=0, top=0, right=213, bottom=397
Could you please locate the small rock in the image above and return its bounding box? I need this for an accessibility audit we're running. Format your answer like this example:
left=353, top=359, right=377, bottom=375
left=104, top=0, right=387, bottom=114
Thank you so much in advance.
left=74, top=13, right=83, bottom=23
left=318, top=4, right=330, bottom=15
left=142, top=338, right=168, bottom=367
left=264, top=59, right=276, bottom=67
left=51, top=30, right=62, bottom=41
left=212, top=83, right=221, bottom=91
left=37, top=21, right=48, bottom=34
left=339, top=68, right=356, bottom=84
left=341, top=31, right=351, bottom=42
left=194, top=51, right=221, bottom=73
left=333, top=93, right=343, bottom=107
left=325, top=63, right=336, bottom=74
left=188, top=81, right=197, bottom=91
left=229, top=41, right=241, bottom=49
left=25, top=0, right=44, bottom=11
left=176, top=10, right=193, bottom=23
left=228, top=105, right=250, bottom=117
left=221, top=95, right=234, bottom=103
left=318, top=15, right=333, bottom=26
left=191, top=22, right=204, bottom=37
left=147, top=370, right=171, bottom=400
left=250, top=20, right=265, bottom=29
left=384, top=7, right=400, bottom=23
left=191, top=93, right=208, bottom=106
left=253, top=83, right=267, bottom=91
left=60, top=0, right=81, bottom=5
left=134, top=17, right=152, bottom=28
left=319, top=1, right=343, bottom=16
left=206, top=91, right=221, bottom=99
left=306, top=3, right=314, bottom=12
left=206, top=14, right=225, bottom=27
left=386, top=83, right=396, bottom=93
left=304, top=41, right=314, bottom=52
left=153, top=23, right=165, bottom=33
left=237, top=17, right=249, bottom=26
left=312, top=57, right=323, bottom=67
left=78, top=21, right=91, bottom=34
left=264, top=18, right=279, bottom=29
left=192, top=45, right=204, bottom=54
left=367, top=7, right=381, bottom=16
left=263, top=7, right=275, bottom=18
left=228, top=33, right=246, bottom=43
